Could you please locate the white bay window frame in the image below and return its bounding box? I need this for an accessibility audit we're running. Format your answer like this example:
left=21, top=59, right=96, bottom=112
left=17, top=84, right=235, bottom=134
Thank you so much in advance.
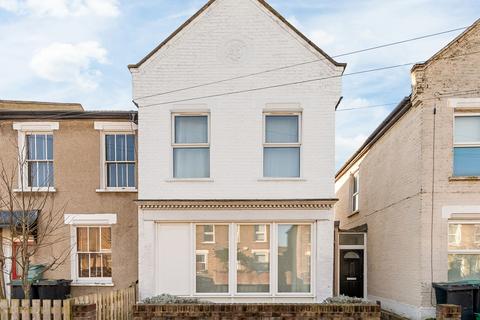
left=94, top=122, right=137, bottom=192
left=447, top=220, right=480, bottom=282
left=13, top=122, right=59, bottom=192
left=65, top=213, right=117, bottom=286
left=262, top=112, right=302, bottom=179
left=192, top=222, right=314, bottom=297
left=171, top=113, right=211, bottom=180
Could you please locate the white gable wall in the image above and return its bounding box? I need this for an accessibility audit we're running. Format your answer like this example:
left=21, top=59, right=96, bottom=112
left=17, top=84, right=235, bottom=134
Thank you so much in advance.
left=132, top=0, right=342, bottom=200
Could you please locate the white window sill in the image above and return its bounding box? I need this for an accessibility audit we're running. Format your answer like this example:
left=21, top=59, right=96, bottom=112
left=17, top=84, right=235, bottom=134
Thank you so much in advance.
left=258, top=178, right=306, bottom=182
left=165, top=178, right=214, bottom=182
left=71, top=281, right=114, bottom=287
left=13, top=187, right=56, bottom=193
left=96, top=188, right=138, bottom=193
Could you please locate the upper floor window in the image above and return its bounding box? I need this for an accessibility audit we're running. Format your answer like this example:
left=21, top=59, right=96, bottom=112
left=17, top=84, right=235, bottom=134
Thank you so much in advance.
left=172, top=114, right=210, bottom=179
left=454, top=115, right=480, bottom=176
left=27, top=134, right=54, bottom=188
left=352, top=172, right=359, bottom=213
left=105, top=134, right=136, bottom=188
left=263, top=114, right=301, bottom=178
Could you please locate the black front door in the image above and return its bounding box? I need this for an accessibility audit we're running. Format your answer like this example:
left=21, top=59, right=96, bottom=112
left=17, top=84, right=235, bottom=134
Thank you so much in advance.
left=340, top=249, right=364, bottom=298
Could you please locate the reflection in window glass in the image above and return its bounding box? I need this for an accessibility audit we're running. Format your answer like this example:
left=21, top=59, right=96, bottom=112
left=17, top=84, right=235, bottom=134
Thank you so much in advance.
left=237, top=225, right=270, bottom=293
left=339, top=234, right=364, bottom=246
left=277, top=224, right=311, bottom=293
left=449, top=254, right=480, bottom=281
left=195, top=224, right=228, bottom=293
left=448, top=224, right=480, bottom=250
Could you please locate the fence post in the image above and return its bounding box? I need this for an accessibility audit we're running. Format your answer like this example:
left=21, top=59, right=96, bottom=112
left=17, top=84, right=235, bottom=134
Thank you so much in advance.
left=72, top=304, right=96, bottom=320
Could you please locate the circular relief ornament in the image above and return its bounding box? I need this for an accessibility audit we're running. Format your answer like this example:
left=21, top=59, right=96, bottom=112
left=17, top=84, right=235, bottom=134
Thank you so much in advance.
left=221, top=39, right=248, bottom=65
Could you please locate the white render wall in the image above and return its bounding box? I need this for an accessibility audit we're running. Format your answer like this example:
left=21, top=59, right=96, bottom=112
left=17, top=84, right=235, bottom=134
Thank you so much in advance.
left=132, top=0, right=343, bottom=200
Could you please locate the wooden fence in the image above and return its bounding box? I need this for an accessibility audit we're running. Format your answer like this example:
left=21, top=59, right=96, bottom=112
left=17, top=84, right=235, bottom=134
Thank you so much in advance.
left=0, top=284, right=137, bottom=320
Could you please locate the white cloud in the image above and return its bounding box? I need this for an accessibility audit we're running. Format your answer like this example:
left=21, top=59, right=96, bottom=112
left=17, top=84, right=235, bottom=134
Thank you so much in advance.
left=0, top=0, right=119, bottom=17
left=30, top=41, right=108, bottom=89
left=309, top=29, right=335, bottom=47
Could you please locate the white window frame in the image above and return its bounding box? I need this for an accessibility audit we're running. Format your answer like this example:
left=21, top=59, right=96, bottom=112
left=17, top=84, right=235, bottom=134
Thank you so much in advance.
left=448, top=223, right=461, bottom=245
left=254, top=224, right=267, bottom=242
left=13, top=122, right=59, bottom=192
left=171, top=113, right=210, bottom=180
left=195, top=250, right=209, bottom=272
left=447, top=221, right=480, bottom=282
left=352, top=171, right=360, bottom=213
left=192, top=222, right=314, bottom=297
left=64, top=213, right=117, bottom=286
left=453, top=114, right=480, bottom=177
left=201, top=224, right=215, bottom=244
left=94, top=122, right=137, bottom=192
left=262, top=112, right=302, bottom=179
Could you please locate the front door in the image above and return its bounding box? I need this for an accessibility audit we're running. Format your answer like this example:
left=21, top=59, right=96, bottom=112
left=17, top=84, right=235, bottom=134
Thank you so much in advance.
left=339, top=249, right=364, bottom=298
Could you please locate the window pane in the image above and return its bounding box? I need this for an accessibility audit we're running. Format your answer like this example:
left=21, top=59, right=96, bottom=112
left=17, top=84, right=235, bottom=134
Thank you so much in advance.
left=89, top=227, right=100, bottom=252
left=237, top=225, right=270, bottom=293
left=28, top=162, right=38, bottom=187
left=90, top=253, right=102, bottom=277
left=78, top=253, right=89, bottom=277
left=277, top=225, right=311, bottom=293
left=102, top=254, right=112, bottom=277
left=195, top=224, right=228, bottom=293
left=127, top=163, right=135, bottom=188
left=117, top=164, right=127, bottom=187
left=101, top=227, right=111, bottom=251
left=46, top=135, right=53, bottom=160
left=173, top=148, right=210, bottom=178
left=37, top=162, right=48, bottom=187
left=27, top=135, right=36, bottom=160
left=265, top=115, right=299, bottom=143
left=339, top=234, right=364, bottom=245
left=448, top=254, right=480, bottom=281
left=202, top=225, right=214, bottom=243
left=454, top=147, right=480, bottom=176
left=36, top=135, right=46, bottom=160
left=264, top=147, right=300, bottom=178
left=448, top=224, right=480, bottom=250
left=107, top=164, right=117, bottom=187
left=115, top=135, right=126, bottom=161
left=106, top=135, right=116, bottom=161
left=455, top=116, right=480, bottom=143
left=47, top=162, right=54, bottom=186
left=77, top=228, right=88, bottom=251
left=175, top=116, right=208, bottom=144
left=126, top=135, right=135, bottom=161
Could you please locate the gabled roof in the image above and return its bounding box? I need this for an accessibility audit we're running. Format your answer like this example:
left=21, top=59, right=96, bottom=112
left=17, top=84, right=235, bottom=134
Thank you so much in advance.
left=412, top=18, right=480, bottom=71
left=128, top=0, right=346, bottom=70
left=335, top=96, right=412, bottom=180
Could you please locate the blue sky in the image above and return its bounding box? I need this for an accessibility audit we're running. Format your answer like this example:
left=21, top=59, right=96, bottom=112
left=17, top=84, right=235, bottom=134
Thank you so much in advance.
left=0, top=0, right=478, bottom=168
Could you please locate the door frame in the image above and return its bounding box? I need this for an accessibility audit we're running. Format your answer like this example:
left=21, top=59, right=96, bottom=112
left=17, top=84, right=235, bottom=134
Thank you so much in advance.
left=336, top=232, right=367, bottom=298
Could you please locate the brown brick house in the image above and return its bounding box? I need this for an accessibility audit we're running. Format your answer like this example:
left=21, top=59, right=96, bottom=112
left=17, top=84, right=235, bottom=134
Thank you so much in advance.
left=0, top=100, right=138, bottom=297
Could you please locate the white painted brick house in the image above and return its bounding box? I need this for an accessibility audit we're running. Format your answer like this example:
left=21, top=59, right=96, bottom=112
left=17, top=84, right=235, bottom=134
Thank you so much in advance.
left=129, top=0, right=345, bottom=302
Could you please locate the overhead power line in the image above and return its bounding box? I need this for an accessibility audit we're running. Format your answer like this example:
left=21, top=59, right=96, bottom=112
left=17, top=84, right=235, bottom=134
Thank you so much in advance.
left=138, top=50, right=480, bottom=109
left=134, top=26, right=467, bottom=101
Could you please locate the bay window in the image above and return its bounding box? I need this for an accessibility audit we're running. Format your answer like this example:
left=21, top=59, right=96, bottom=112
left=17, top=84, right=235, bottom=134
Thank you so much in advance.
left=173, top=114, right=210, bottom=179
left=454, top=115, right=480, bottom=176
left=448, top=222, right=480, bottom=281
left=263, top=114, right=301, bottom=178
left=194, top=223, right=313, bottom=295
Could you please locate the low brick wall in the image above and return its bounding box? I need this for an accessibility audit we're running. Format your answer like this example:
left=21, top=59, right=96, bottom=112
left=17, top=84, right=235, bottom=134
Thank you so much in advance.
left=437, top=304, right=461, bottom=320
left=133, top=304, right=381, bottom=319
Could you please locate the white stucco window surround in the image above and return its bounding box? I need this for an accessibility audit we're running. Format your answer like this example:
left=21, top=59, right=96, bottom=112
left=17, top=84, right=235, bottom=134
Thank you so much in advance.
left=94, top=122, right=138, bottom=193
left=65, top=213, right=117, bottom=286
left=442, top=206, right=480, bottom=219
left=13, top=122, right=59, bottom=193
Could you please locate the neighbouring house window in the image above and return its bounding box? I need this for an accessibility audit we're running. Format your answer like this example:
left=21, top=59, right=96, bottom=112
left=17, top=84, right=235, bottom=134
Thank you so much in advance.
left=352, top=172, right=359, bottom=213
left=237, top=225, right=270, bottom=293
left=448, top=222, right=480, bottom=281
left=277, top=224, right=311, bottom=293
left=454, top=116, right=480, bottom=176
left=195, top=224, right=228, bottom=293
left=196, top=250, right=208, bottom=272
left=202, top=225, right=215, bottom=243
left=26, top=134, right=54, bottom=187
left=105, top=134, right=136, bottom=188
left=264, top=114, right=301, bottom=178
left=254, top=224, right=267, bottom=242
left=76, top=226, right=112, bottom=279
left=173, top=115, right=210, bottom=178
